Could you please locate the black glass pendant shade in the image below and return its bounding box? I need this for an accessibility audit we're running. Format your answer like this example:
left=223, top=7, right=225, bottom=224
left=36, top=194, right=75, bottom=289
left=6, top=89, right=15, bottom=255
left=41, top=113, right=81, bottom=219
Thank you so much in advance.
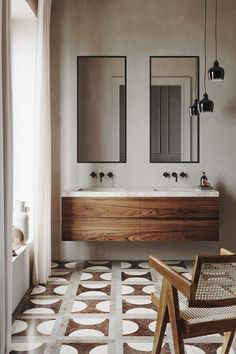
left=189, top=99, right=199, bottom=117
left=208, top=60, right=225, bottom=80
left=198, top=93, right=214, bottom=113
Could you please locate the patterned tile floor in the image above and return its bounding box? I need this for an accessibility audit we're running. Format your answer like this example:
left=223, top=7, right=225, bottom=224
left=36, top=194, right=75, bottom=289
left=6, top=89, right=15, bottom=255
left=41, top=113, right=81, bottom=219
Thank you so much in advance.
left=11, top=260, right=236, bottom=354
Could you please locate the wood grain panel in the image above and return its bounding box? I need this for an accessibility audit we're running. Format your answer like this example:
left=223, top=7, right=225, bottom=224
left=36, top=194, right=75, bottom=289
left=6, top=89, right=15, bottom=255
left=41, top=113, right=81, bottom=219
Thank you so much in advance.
left=61, top=196, right=219, bottom=241
left=62, top=218, right=140, bottom=241
left=140, top=219, right=219, bottom=241
left=62, top=197, right=140, bottom=218
left=140, top=197, right=219, bottom=219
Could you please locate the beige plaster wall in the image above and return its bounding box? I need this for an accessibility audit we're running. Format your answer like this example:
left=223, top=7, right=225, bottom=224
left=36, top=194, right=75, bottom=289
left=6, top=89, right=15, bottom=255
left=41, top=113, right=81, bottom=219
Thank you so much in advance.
left=51, top=0, right=236, bottom=260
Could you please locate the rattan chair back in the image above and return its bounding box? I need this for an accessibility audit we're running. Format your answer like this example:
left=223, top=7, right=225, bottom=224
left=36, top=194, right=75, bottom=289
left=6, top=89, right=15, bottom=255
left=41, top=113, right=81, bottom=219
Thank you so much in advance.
left=189, top=254, right=236, bottom=307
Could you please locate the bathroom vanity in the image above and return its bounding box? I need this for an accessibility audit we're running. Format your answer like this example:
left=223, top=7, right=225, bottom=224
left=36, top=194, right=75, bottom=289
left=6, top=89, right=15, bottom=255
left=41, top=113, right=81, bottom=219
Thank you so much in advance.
left=61, top=188, right=219, bottom=241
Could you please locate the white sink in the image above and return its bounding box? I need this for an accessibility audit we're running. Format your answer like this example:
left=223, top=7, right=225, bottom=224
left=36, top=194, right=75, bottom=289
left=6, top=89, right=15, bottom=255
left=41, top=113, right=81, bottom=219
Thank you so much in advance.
left=78, top=187, right=126, bottom=192
left=154, top=187, right=200, bottom=192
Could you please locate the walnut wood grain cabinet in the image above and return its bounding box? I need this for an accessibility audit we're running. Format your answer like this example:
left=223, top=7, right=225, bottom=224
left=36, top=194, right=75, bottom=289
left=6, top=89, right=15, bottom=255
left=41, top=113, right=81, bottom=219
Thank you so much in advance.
left=140, top=197, right=219, bottom=241
left=62, top=196, right=219, bottom=241
left=62, top=198, right=140, bottom=241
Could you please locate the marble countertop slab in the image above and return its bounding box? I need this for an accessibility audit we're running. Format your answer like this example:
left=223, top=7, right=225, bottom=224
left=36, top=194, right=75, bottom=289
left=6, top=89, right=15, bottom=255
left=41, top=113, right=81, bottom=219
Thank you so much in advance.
left=62, top=187, right=219, bottom=197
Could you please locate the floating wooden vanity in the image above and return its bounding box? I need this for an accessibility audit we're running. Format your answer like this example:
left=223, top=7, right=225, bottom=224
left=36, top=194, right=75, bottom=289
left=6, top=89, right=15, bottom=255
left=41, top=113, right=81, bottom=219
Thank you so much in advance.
left=62, top=189, right=219, bottom=241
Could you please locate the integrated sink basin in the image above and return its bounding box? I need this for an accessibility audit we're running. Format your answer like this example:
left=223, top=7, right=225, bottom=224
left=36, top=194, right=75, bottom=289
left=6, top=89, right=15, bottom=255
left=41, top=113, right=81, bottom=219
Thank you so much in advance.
left=78, top=187, right=126, bottom=192
left=62, top=187, right=219, bottom=197
left=153, top=187, right=200, bottom=192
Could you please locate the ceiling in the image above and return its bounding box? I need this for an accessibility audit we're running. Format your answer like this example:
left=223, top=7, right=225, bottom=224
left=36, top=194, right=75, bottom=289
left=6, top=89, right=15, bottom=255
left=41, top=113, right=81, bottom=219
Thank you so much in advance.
left=11, top=0, right=35, bottom=19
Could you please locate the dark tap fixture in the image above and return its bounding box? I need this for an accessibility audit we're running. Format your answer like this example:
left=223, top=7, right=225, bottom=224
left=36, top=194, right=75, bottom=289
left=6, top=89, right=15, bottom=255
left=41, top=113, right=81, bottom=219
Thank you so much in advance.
left=107, top=172, right=113, bottom=178
left=172, top=172, right=178, bottom=182
left=99, top=172, right=105, bottom=182
left=180, top=172, right=187, bottom=178
left=163, top=172, right=170, bottom=178
left=90, top=171, right=97, bottom=178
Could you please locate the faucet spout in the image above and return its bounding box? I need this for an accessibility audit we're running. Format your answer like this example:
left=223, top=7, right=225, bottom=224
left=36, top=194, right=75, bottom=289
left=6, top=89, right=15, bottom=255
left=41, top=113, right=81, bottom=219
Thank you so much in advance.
left=172, top=172, right=178, bottom=182
left=99, top=172, right=105, bottom=182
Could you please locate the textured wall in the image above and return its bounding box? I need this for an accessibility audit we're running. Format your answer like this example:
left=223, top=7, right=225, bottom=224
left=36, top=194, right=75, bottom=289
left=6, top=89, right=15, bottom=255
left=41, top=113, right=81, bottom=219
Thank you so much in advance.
left=51, top=0, right=236, bottom=260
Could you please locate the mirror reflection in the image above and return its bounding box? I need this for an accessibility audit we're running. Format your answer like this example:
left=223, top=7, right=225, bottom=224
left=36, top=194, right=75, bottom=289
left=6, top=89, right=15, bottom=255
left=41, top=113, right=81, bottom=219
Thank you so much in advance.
left=150, top=56, right=199, bottom=162
left=77, top=56, right=126, bottom=163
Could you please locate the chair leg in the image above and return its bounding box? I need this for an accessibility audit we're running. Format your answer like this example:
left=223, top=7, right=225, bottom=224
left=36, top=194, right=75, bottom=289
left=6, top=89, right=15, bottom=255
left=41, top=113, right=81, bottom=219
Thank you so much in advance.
left=221, top=331, right=235, bottom=354
left=167, top=284, right=185, bottom=354
left=151, top=280, right=169, bottom=354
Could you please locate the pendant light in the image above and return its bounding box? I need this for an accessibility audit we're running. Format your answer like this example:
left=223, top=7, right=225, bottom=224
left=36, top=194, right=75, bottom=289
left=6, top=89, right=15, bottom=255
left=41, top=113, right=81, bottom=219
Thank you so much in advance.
left=208, top=0, right=225, bottom=80
left=199, top=0, right=214, bottom=113
left=189, top=61, right=199, bottom=117
left=189, top=99, right=199, bottom=117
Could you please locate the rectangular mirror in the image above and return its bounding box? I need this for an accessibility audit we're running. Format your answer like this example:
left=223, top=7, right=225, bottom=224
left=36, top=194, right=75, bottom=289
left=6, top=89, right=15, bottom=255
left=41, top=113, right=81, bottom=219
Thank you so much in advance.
left=77, top=56, right=126, bottom=163
left=150, top=56, right=199, bottom=162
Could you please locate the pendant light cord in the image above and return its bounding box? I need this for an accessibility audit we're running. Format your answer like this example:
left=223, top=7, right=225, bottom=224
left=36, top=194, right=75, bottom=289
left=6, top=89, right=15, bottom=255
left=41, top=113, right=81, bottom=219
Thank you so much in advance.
left=215, top=0, right=218, bottom=60
left=204, top=0, right=207, bottom=93
left=195, top=58, right=198, bottom=99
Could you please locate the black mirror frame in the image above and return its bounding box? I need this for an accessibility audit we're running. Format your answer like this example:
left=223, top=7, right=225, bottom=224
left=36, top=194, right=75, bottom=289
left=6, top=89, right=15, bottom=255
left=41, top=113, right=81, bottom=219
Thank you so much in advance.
left=149, top=55, right=200, bottom=164
left=77, top=55, right=127, bottom=163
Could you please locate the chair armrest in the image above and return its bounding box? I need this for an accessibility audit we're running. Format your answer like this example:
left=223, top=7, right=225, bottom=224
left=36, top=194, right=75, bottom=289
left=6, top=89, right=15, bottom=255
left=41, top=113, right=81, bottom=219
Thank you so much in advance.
left=220, top=248, right=235, bottom=255
left=149, top=255, right=194, bottom=299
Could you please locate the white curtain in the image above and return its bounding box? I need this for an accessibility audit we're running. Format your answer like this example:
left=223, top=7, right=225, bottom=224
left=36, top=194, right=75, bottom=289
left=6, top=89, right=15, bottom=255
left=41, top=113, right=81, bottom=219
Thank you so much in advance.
left=33, top=0, right=52, bottom=285
left=0, top=0, right=13, bottom=353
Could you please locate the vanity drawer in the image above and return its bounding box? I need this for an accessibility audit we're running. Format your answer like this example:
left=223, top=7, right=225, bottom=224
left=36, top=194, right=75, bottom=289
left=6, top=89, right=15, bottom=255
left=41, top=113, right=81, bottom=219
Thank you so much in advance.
left=140, top=219, right=219, bottom=241
left=62, top=197, right=140, bottom=218
left=62, top=217, right=140, bottom=241
left=61, top=196, right=219, bottom=241
left=140, top=197, right=219, bottom=219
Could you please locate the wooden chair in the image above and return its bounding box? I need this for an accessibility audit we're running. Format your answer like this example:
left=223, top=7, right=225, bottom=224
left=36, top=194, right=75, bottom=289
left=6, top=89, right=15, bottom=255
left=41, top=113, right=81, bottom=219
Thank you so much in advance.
left=149, top=248, right=236, bottom=354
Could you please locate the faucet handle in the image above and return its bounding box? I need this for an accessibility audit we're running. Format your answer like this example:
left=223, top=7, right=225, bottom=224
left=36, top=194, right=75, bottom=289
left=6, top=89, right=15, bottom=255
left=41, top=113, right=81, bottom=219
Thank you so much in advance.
left=163, top=172, right=170, bottom=178
left=180, top=171, right=187, bottom=178
left=107, top=172, right=113, bottom=178
left=90, top=171, right=97, bottom=178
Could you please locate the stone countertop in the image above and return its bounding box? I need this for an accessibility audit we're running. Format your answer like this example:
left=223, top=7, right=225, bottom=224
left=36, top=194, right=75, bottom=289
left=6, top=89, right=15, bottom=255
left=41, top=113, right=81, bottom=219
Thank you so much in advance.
left=62, top=187, right=219, bottom=197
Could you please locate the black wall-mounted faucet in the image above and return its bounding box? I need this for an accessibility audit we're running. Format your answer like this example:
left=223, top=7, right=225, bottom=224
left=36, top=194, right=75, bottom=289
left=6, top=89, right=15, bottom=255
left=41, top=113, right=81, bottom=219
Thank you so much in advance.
left=172, top=172, right=178, bottom=182
left=99, top=172, right=105, bottom=182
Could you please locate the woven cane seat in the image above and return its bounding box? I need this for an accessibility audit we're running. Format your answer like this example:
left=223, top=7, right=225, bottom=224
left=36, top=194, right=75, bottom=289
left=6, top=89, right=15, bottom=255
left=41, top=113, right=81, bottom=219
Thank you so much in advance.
left=150, top=253, right=236, bottom=352
left=156, top=271, right=236, bottom=333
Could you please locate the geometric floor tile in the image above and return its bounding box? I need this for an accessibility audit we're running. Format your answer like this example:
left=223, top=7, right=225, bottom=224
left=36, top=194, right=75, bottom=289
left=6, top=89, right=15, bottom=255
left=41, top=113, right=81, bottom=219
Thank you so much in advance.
left=123, top=342, right=170, bottom=353
left=10, top=342, right=47, bottom=354
left=71, top=299, right=110, bottom=313
left=60, top=342, right=109, bottom=354
left=122, top=319, right=157, bottom=336
left=122, top=298, right=157, bottom=315
left=80, top=272, right=112, bottom=281
left=12, top=260, right=235, bottom=354
left=121, top=284, right=156, bottom=296
left=121, top=271, right=153, bottom=282
left=20, top=298, right=62, bottom=314
left=31, top=284, right=69, bottom=296
left=76, top=284, right=111, bottom=296
left=12, top=318, right=56, bottom=337
left=65, top=318, right=109, bottom=336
